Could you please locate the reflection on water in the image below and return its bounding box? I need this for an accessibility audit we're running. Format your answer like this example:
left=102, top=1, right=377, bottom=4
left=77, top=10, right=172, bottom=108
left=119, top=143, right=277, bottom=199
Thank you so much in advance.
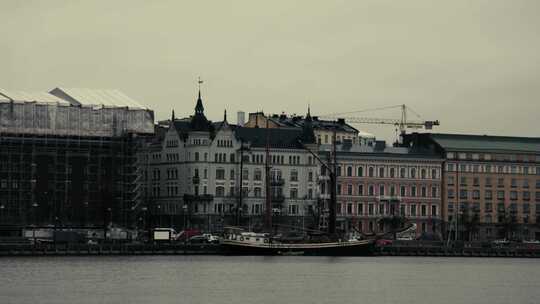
left=0, top=256, right=538, bottom=304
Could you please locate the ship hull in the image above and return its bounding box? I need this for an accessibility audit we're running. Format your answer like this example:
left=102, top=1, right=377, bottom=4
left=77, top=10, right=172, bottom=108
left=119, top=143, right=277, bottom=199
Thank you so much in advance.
left=220, top=239, right=375, bottom=256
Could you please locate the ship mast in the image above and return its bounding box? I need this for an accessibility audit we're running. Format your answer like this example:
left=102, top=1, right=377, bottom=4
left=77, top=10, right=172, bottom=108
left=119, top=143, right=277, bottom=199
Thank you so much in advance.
left=264, top=119, right=272, bottom=231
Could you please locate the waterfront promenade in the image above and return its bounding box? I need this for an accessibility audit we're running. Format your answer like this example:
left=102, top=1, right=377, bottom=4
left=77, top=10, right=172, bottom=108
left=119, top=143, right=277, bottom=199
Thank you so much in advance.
left=1, top=240, right=539, bottom=258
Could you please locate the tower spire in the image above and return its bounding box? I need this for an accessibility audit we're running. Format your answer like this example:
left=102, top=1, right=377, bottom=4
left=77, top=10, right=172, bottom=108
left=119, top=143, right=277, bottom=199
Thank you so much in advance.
left=171, top=109, right=175, bottom=121
left=195, top=77, right=204, bottom=114
left=224, top=109, right=227, bottom=122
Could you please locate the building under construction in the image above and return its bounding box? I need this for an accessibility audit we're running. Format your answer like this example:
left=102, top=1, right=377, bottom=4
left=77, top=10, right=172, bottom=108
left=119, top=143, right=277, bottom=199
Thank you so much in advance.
left=0, top=88, right=154, bottom=233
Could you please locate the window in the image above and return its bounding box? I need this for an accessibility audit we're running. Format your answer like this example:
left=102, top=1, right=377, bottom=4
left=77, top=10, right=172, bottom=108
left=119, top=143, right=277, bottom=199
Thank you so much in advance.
left=290, top=188, right=298, bottom=199
left=411, top=186, right=417, bottom=197
left=358, top=167, right=364, bottom=177
left=368, top=185, right=374, bottom=196
left=421, top=187, right=427, bottom=197
left=432, top=187, right=438, bottom=198
left=357, top=203, right=363, bottom=215
left=254, top=169, right=262, bottom=181
left=431, top=205, right=437, bottom=216
left=460, top=189, right=468, bottom=199
left=473, top=177, right=480, bottom=186
left=485, top=177, right=492, bottom=187
left=347, top=184, right=353, bottom=196
left=215, top=186, right=225, bottom=197
left=497, top=191, right=505, bottom=200
left=421, top=169, right=426, bottom=179
left=431, top=169, right=437, bottom=179
left=308, top=171, right=313, bottom=182
left=410, top=205, right=417, bottom=216
left=410, top=168, right=416, bottom=179
left=308, top=188, right=313, bottom=199
left=216, top=169, right=225, bottom=180
left=460, top=177, right=467, bottom=186
left=447, top=176, right=455, bottom=185
left=400, top=186, right=406, bottom=197
left=358, top=185, right=364, bottom=196
left=254, top=187, right=262, bottom=197
left=510, top=191, right=517, bottom=201
left=485, top=203, right=493, bottom=213
left=290, top=170, right=298, bottom=182
left=337, top=184, right=342, bottom=195
left=421, top=205, right=427, bottom=216
left=448, top=189, right=455, bottom=199
left=379, top=167, right=385, bottom=178
left=368, top=204, right=374, bottom=215
left=524, top=191, right=530, bottom=201
left=390, top=168, right=395, bottom=178
left=379, top=185, right=385, bottom=196
left=368, top=167, right=374, bottom=177
left=347, top=203, right=353, bottom=215
left=485, top=190, right=493, bottom=200
left=473, top=190, right=480, bottom=200
left=347, top=166, right=353, bottom=177
left=194, top=152, right=199, bottom=161
left=230, top=169, right=235, bottom=180
left=400, top=168, right=406, bottom=178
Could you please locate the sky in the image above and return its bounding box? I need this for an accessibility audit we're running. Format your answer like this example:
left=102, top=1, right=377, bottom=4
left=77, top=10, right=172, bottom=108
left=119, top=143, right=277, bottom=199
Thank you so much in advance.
left=1, top=0, right=539, bottom=142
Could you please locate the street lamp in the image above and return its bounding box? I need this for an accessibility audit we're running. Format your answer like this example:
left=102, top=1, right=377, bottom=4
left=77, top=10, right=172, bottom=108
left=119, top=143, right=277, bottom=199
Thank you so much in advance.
left=31, top=202, right=39, bottom=245
left=183, top=204, right=188, bottom=230
left=0, top=204, right=5, bottom=224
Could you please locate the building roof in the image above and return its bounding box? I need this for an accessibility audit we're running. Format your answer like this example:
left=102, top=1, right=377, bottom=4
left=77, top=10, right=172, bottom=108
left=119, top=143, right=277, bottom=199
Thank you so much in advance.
left=0, top=89, right=70, bottom=105
left=319, top=143, right=442, bottom=160
left=428, top=133, right=540, bottom=153
left=235, top=126, right=309, bottom=149
left=49, top=87, right=148, bottom=109
left=265, top=114, right=359, bottom=133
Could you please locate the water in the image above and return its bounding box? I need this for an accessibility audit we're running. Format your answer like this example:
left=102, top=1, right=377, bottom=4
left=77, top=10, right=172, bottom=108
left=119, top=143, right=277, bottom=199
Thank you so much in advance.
left=0, top=256, right=538, bottom=304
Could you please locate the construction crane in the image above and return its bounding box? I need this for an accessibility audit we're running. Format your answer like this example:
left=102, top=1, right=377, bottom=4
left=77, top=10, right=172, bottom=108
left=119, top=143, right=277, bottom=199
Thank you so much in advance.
left=319, top=104, right=439, bottom=135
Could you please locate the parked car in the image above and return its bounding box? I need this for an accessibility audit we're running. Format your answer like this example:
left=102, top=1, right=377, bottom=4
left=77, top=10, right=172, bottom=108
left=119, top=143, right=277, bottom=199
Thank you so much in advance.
left=188, top=235, right=210, bottom=244
left=202, top=234, right=220, bottom=244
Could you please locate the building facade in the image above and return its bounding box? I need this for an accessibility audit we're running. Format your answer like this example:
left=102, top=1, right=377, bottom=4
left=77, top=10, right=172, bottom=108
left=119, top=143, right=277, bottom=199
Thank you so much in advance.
left=318, top=143, right=443, bottom=237
left=140, top=92, right=319, bottom=232
left=0, top=88, right=154, bottom=232
left=404, top=133, right=540, bottom=241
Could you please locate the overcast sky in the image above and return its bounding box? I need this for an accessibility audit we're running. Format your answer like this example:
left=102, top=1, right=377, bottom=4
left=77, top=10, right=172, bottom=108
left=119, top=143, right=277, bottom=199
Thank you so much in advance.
left=1, top=0, right=539, bottom=141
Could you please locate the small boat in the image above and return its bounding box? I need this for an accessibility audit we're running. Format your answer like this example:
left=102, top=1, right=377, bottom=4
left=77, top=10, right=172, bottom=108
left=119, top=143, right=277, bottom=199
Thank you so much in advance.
left=220, top=228, right=374, bottom=256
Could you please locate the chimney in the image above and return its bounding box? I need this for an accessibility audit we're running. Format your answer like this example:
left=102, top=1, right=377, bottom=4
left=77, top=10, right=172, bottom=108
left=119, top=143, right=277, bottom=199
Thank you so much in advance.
left=237, top=111, right=245, bottom=126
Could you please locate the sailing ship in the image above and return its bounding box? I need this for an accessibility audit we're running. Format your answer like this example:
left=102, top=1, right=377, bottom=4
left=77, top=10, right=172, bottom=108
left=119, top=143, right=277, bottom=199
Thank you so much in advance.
left=219, top=113, right=374, bottom=256
left=220, top=228, right=374, bottom=256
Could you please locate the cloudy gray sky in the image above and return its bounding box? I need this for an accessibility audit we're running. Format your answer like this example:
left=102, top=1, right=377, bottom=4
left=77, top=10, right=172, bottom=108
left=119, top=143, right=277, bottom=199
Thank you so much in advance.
left=1, top=0, right=539, bottom=141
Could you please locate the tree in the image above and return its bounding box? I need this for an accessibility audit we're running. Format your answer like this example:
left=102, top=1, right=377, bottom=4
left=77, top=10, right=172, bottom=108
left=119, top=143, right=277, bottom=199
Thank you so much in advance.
left=378, top=215, right=408, bottom=240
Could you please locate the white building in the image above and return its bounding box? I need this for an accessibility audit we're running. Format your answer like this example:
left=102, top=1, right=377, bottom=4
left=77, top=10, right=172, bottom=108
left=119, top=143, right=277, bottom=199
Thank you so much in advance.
left=140, top=91, right=319, bottom=232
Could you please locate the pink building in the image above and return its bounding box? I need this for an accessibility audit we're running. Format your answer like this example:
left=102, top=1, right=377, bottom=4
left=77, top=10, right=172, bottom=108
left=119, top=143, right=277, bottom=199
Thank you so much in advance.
left=319, top=143, right=443, bottom=238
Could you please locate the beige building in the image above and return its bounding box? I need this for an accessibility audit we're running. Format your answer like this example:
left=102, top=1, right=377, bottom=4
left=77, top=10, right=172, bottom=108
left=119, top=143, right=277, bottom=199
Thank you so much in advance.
left=404, top=133, right=540, bottom=241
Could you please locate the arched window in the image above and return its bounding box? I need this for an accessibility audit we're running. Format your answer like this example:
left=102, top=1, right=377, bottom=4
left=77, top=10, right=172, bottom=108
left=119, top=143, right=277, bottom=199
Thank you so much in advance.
left=431, top=169, right=437, bottom=179
left=379, top=185, right=385, bottom=196
left=421, top=169, right=426, bottom=179
left=347, top=166, right=353, bottom=177
left=411, top=168, right=417, bottom=179
left=379, top=167, right=385, bottom=178
left=400, top=168, right=406, bottom=178
left=215, top=186, right=225, bottom=197
left=390, top=168, right=395, bottom=178
left=358, top=167, right=364, bottom=177
left=368, top=185, right=374, bottom=196
left=368, top=167, right=374, bottom=177
left=194, top=152, right=199, bottom=162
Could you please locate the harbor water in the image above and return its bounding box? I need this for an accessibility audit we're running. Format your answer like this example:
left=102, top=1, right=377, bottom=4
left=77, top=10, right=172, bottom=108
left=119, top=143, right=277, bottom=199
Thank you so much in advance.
left=0, top=256, right=538, bottom=304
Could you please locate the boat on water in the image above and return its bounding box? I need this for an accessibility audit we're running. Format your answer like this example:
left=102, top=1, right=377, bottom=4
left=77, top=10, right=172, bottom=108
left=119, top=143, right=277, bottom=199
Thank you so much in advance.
left=220, top=228, right=374, bottom=256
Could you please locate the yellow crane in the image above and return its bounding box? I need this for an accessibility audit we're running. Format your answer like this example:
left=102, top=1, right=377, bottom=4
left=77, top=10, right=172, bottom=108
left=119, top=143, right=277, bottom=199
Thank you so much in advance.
left=319, top=104, right=439, bottom=135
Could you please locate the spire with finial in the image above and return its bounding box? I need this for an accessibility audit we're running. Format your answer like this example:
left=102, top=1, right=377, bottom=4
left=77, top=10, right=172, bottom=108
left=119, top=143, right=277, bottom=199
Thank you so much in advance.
left=224, top=109, right=227, bottom=122
left=171, top=109, right=176, bottom=121
left=195, top=77, right=204, bottom=115
left=300, top=104, right=316, bottom=143
left=306, top=104, right=312, bottom=121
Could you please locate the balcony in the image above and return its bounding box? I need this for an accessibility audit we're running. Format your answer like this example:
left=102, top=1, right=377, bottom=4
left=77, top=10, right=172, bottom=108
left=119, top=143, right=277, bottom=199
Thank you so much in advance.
left=378, top=195, right=401, bottom=203
left=271, top=195, right=285, bottom=204
left=270, top=178, right=285, bottom=186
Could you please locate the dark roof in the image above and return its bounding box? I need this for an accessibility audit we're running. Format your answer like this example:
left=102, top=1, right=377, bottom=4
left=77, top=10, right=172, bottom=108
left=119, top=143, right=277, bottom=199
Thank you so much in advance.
left=267, top=114, right=358, bottom=133
left=406, top=133, right=540, bottom=154
left=234, top=126, right=311, bottom=149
